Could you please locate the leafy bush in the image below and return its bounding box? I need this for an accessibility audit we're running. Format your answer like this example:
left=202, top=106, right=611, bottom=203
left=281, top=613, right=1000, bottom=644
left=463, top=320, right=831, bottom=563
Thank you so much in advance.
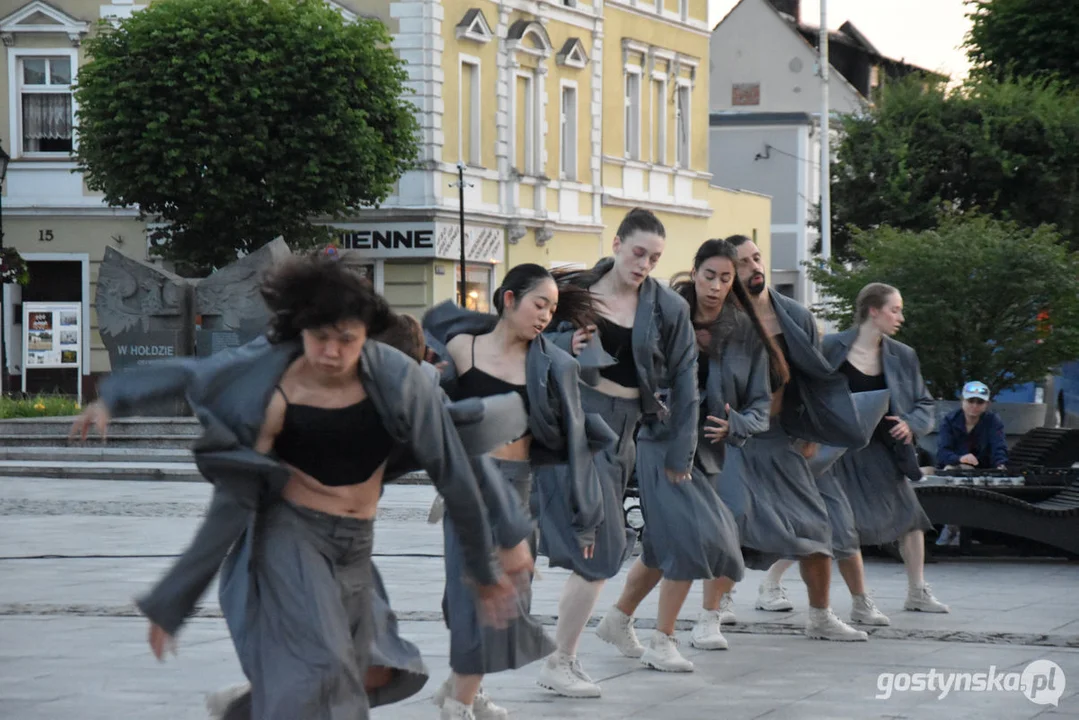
left=0, top=394, right=81, bottom=419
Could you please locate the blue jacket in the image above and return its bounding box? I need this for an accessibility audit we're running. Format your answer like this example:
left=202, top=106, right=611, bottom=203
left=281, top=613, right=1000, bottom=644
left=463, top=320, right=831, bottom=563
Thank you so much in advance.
left=936, top=408, right=1008, bottom=468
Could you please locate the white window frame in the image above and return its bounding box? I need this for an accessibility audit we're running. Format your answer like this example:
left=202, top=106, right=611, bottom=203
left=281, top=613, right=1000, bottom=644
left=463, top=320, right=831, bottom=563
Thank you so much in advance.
left=652, top=75, right=667, bottom=165
left=679, top=0, right=689, bottom=23
left=8, top=47, right=79, bottom=159
left=624, top=67, right=642, bottom=161
left=513, top=70, right=539, bottom=175
left=559, top=81, right=578, bottom=181
left=458, top=55, right=482, bottom=166
left=675, top=80, right=691, bottom=168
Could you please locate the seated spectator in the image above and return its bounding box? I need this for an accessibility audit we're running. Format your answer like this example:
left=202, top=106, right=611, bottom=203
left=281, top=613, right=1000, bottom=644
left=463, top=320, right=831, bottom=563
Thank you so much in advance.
left=936, top=381, right=1009, bottom=470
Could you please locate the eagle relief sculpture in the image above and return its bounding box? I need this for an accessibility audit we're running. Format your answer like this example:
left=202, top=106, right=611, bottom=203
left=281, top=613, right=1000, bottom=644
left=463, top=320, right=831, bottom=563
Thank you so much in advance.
left=94, top=247, right=190, bottom=339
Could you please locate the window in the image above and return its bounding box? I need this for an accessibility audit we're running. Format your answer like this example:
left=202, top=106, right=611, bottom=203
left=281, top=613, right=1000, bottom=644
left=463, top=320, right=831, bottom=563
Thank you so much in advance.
left=624, top=71, right=641, bottom=160
left=675, top=83, right=691, bottom=167
left=459, top=58, right=481, bottom=165
left=560, top=85, right=577, bottom=181
left=17, top=55, right=74, bottom=155
left=515, top=73, right=536, bottom=174
left=455, top=264, right=493, bottom=313
left=652, top=78, right=667, bottom=164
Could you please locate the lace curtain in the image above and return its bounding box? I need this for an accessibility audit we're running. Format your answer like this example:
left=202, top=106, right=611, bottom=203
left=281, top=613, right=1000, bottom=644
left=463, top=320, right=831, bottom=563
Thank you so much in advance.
left=22, top=93, right=72, bottom=150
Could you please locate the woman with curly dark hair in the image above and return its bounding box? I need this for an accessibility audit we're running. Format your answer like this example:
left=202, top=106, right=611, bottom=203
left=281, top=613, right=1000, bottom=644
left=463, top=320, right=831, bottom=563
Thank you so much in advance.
left=71, top=249, right=534, bottom=720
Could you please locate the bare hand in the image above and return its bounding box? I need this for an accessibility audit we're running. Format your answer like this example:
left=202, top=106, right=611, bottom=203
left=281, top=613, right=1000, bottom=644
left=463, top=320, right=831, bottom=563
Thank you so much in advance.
left=148, top=622, right=176, bottom=661
left=475, top=576, right=520, bottom=629
left=497, top=539, right=534, bottom=577
left=581, top=543, right=595, bottom=560
left=665, top=468, right=691, bottom=484
left=571, top=325, right=596, bottom=356
left=704, top=403, right=732, bottom=444
left=960, top=453, right=979, bottom=467
left=799, top=441, right=820, bottom=460
left=70, top=401, right=111, bottom=444
left=434, top=360, right=449, bottom=372
left=886, top=416, right=913, bottom=445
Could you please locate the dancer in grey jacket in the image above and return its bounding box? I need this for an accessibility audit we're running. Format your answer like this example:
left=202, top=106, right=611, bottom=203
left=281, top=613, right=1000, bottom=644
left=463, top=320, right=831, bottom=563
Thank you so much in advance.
left=540, top=208, right=701, bottom=679
left=70, top=251, right=533, bottom=720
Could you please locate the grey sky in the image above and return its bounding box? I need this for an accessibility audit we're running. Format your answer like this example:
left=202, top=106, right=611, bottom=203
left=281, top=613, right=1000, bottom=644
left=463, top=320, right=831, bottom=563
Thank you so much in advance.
left=709, top=0, right=974, bottom=82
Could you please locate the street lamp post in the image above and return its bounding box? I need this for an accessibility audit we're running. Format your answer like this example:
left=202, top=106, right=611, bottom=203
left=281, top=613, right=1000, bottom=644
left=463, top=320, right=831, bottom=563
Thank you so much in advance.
left=450, top=162, right=474, bottom=308
left=0, top=145, right=10, bottom=395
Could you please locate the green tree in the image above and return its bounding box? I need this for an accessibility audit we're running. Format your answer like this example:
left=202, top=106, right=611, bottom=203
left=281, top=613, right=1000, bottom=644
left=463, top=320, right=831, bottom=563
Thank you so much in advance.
left=75, top=0, right=419, bottom=275
left=808, top=215, right=1079, bottom=399
left=966, top=0, right=1079, bottom=84
left=829, top=76, right=1079, bottom=261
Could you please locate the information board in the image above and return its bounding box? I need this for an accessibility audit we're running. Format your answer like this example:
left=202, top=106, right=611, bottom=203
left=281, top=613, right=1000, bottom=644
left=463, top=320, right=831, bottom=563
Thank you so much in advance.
left=22, top=302, right=83, bottom=401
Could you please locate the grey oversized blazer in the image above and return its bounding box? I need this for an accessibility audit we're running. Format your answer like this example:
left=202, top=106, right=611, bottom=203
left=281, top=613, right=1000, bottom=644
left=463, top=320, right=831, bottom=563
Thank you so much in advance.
left=695, top=305, right=772, bottom=475
left=822, top=328, right=937, bottom=439
left=98, top=335, right=529, bottom=634
left=771, top=290, right=876, bottom=448
left=546, top=257, right=700, bottom=475
left=423, top=301, right=615, bottom=547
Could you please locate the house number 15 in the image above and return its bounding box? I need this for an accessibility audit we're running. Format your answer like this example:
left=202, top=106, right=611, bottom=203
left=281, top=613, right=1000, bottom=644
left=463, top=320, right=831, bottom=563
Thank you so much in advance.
left=38, top=230, right=54, bottom=242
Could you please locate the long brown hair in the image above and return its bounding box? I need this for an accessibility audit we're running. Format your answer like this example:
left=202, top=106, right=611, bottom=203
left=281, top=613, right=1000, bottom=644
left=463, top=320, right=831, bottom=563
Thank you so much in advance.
left=671, top=239, right=790, bottom=389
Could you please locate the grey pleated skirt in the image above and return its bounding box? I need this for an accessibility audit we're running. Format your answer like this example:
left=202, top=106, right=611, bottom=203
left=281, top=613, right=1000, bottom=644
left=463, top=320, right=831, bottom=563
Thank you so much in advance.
left=442, top=457, right=554, bottom=675
left=218, top=500, right=377, bottom=720
left=715, top=425, right=833, bottom=571
left=636, top=439, right=745, bottom=582
left=829, top=437, right=933, bottom=546
left=813, top=469, right=861, bottom=560
left=534, top=384, right=640, bottom=581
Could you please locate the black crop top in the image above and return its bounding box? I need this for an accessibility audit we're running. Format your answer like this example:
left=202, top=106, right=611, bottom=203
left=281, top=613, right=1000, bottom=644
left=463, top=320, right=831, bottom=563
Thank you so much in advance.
left=446, top=336, right=531, bottom=437
left=839, top=360, right=893, bottom=442
left=272, top=387, right=393, bottom=487
left=596, top=317, right=639, bottom=388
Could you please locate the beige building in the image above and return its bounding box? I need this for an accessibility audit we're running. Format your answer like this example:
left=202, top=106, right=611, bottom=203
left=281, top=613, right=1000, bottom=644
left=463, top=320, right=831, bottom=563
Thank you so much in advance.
left=0, top=0, right=773, bottom=395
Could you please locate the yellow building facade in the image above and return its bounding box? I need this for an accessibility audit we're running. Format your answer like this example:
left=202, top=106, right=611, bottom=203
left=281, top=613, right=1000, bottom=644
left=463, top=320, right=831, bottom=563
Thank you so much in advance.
left=345, top=0, right=772, bottom=313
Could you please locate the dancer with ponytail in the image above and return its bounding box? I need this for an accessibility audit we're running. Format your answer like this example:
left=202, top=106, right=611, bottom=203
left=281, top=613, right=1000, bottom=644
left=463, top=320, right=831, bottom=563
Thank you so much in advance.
left=539, top=207, right=701, bottom=679
left=423, top=263, right=613, bottom=719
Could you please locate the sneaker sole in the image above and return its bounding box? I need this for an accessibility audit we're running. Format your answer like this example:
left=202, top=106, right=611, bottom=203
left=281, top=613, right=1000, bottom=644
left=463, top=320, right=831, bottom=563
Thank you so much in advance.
left=903, top=604, right=950, bottom=613
left=754, top=603, right=794, bottom=612
left=641, top=657, right=695, bottom=672
left=689, top=639, right=729, bottom=650
left=805, top=631, right=869, bottom=642
left=536, top=679, right=601, bottom=699
left=850, top=617, right=891, bottom=626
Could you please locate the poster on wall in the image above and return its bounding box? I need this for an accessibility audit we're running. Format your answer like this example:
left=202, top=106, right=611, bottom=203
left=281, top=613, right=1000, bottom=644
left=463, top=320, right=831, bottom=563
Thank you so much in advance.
left=22, top=301, right=84, bottom=401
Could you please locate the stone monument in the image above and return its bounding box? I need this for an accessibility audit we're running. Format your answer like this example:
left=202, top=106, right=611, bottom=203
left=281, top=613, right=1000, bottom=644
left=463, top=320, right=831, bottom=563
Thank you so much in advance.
left=194, top=238, right=292, bottom=357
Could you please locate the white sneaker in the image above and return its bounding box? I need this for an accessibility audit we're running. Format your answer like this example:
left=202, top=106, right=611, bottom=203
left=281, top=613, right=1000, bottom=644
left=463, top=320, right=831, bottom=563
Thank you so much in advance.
left=805, top=607, right=869, bottom=641
left=755, top=581, right=794, bottom=611
left=850, top=593, right=891, bottom=626
left=440, top=699, right=475, bottom=720
left=472, top=690, right=508, bottom=720
left=433, top=680, right=507, bottom=720
left=537, top=651, right=601, bottom=698
left=905, top=583, right=950, bottom=613
left=641, top=631, right=694, bottom=672
left=206, top=683, right=250, bottom=719
left=719, top=592, right=737, bottom=624
left=596, top=606, right=645, bottom=658
left=690, top=610, right=729, bottom=650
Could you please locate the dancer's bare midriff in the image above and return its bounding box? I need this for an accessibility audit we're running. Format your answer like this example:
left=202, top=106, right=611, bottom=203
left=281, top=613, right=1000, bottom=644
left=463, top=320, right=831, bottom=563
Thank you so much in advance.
left=282, top=464, right=386, bottom=519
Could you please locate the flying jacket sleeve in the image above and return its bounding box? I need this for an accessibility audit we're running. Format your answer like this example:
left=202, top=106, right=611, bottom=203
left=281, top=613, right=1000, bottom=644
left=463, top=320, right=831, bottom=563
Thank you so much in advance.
left=553, top=355, right=605, bottom=547
left=389, top=358, right=500, bottom=586
left=725, top=344, right=772, bottom=447
left=134, top=486, right=252, bottom=635
left=96, top=358, right=201, bottom=416
left=662, top=299, right=700, bottom=474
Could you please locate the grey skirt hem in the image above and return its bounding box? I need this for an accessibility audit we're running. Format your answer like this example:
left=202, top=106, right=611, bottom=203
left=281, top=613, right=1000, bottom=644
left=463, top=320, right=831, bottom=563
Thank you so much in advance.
left=443, top=458, right=554, bottom=676
left=535, top=386, right=640, bottom=581
left=637, top=440, right=745, bottom=583
left=831, top=439, right=933, bottom=547
left=715, top=427, right=834, bottom=570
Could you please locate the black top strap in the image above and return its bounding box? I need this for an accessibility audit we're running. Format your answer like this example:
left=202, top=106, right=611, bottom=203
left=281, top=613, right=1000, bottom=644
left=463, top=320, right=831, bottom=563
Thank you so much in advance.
left=274, top=384, right=289, bottom=403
